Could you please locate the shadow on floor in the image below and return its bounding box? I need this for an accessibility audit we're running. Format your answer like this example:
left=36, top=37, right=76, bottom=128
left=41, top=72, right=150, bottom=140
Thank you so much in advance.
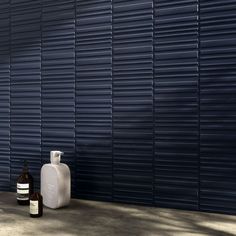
left=0, top=192, right=236, bottom=236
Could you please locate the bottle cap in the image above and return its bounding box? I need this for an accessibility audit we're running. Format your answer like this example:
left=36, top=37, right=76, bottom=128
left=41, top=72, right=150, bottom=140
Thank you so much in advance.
left=50, top=151, right=64, bottom=165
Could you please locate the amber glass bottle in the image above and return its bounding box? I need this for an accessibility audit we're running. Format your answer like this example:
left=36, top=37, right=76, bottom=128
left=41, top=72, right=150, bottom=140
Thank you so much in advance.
left=30, top=192, right=43, bottom=218
left=16, top=160, right=34, bottom=205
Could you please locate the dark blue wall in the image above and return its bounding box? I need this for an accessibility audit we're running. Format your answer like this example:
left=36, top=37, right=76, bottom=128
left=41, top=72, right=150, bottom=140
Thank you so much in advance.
left=0, top=0, right=236, bottom=215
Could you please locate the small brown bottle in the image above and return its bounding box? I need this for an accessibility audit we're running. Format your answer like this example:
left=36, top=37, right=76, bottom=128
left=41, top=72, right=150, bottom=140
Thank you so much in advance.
left=16, top=160, right=34, bottom=205
left=30, top=192, right=43, bottom=218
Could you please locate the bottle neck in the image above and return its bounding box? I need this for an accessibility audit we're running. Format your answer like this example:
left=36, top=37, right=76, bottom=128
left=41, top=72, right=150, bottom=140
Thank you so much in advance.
left=22, top=168, right=28, bottom=174
left=23, top=161, right=29, bottom=173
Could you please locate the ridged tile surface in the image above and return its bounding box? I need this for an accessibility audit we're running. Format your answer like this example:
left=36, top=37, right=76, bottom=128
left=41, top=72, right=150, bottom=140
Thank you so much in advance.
left=10, top=0, right=41, bottom=189
left=0, top=0, right=235, bottom=215
left=200, top=0, right=236, bottom=214
left=0, top=0, right=10, bottom=191
left=42, top=0, right=76, bottom=194
left=76, top=0, right=113, bottom=200
left=154, top=0, right=199, bottom=210
left=113, top=0, right=154, bottom=205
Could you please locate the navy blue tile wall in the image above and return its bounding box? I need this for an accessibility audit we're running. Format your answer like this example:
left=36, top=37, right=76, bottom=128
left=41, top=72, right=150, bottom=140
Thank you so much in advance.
left=0, top=0, right=10, bottom=191
left=76, top=0, right=112, bottom=201
left=154, top=0, right=199, bottom=210
left=0, top=0, right=236, bottom=215
left=200, top=0, right=236, bottom=214
left=10, top=0, right=41, bottom=190
left=113, top=0, right=154, bottom=205
left=42, top=0, right=76, bottom=194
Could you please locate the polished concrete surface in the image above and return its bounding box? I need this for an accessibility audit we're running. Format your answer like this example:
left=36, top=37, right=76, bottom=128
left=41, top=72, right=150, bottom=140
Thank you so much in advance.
left=0, top=192, right=236, bottom=236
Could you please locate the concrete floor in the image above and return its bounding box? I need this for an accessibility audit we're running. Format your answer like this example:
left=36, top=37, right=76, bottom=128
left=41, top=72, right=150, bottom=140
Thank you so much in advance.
left=0, top=192, right=236, bottom=236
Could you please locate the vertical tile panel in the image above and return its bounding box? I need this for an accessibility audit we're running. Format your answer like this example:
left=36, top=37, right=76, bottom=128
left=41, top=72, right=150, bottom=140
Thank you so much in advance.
left=10, top=0, right=41, bottom=190
left=76, top=0, right=113, bottom=200
left=113, top=0, right=154, bottom=204
left=0, top=0, right=10, bottom=191
left=200, top=0, right=236, bottom=214
left=42, top=0, right=76, bottom=194
left=154, top=0, right=199, bottom=209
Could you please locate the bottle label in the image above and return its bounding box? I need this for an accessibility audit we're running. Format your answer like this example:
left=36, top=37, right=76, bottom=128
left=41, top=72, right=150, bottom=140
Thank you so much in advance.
left=17, top=189, right=29, bottom=194
left=17, top=183, right=29, bottom=200
left=17, top=183, right=29, bottom=189
left=30, top=200, right=39, bottom=215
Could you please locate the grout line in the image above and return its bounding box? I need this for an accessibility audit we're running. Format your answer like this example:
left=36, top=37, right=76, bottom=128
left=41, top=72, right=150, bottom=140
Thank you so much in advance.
left=40, top=0, right=42, bottom=169
left=9, top=0, right=12, bottom=192
left=152, top=0, right=155, bottom=205
left=74, top=0, right=77, bottom=198
left=111, top=0, right=114, bottom=201
left=197, top=0, right=201, bottom=211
